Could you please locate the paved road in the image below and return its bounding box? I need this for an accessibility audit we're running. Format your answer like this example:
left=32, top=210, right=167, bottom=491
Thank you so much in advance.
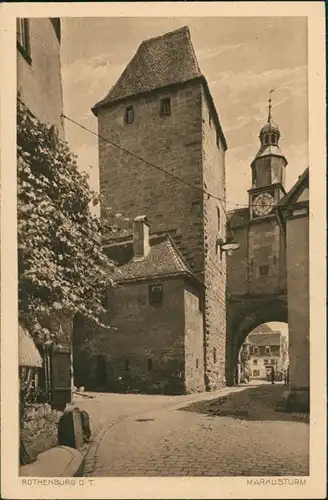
left=75, top=384, right=309, bottom=477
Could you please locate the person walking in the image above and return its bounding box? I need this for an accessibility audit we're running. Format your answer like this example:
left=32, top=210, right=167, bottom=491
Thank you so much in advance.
left=270, top=365, right=275, bottom=384
left=284, top=365, right=290, bottom=387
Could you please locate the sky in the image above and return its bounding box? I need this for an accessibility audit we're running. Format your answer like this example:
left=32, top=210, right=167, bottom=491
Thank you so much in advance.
left=61, top=16, right=308, bottom=212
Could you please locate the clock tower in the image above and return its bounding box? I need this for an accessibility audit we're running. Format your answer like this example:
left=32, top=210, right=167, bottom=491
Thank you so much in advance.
left=249, top=92, right=287, bottom=219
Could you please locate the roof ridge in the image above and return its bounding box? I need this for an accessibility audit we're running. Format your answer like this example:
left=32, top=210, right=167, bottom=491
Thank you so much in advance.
left=165, top=234, right=190, bottom=273
left=140, top=25, right=190, bottom=46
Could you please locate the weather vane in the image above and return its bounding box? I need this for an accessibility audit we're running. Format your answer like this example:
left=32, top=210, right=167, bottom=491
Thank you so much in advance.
left=268, top=89, right=275, bottom=123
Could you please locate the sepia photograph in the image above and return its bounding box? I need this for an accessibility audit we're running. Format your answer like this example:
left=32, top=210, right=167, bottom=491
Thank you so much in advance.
left=0, top=2, right=326, bottom=499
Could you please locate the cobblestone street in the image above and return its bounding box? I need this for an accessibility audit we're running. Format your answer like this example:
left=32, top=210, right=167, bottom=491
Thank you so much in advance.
left=75, top=383, right=309, bottom=477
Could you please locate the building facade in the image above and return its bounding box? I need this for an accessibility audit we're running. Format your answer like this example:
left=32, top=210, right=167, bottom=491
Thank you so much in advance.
left=278, top=168, right=309, bottom=409
left=243, top=327, right=288, bottom=380
left=92, top=27, right=228, bottom=391
left=17, top=18, right=64, bottom=137
left=17, top=18, right=74, bottom=463
left=226, top=105, right=289, bottom=385
left=73, top=216, right=205, bottom=394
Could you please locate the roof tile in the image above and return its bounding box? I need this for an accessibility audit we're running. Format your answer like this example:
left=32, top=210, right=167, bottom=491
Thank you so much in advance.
left=93, top=26, right=202, bottom=109
left=110, top=234, right=190, bottom=282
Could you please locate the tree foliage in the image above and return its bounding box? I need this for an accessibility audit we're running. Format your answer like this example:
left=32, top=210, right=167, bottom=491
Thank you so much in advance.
left=17, top=98, right=129, bottom=342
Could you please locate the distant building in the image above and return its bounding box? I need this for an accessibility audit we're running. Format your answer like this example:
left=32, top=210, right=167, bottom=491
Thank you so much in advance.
left=92, top=26, right=228, bottom=391
left=243, top=325, right=288, bottom=380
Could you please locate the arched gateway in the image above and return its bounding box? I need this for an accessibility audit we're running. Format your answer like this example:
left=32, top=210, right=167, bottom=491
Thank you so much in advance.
left=226, top=97, right=288, bottom=385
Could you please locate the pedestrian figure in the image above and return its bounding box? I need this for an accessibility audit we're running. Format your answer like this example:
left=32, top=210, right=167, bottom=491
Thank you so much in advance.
left=271, top=366, right=275, bottom=384
left=285, top=365, right=290, bottom=387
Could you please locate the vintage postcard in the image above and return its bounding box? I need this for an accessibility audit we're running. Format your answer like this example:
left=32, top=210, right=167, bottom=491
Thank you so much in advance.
left=0, top=1, right=326, bottom=499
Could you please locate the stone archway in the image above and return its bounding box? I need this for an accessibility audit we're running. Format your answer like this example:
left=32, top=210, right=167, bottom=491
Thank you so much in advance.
left=225, top=294, right=288, bottom=385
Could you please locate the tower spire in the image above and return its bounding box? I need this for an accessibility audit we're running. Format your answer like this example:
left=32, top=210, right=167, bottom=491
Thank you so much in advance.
left=268, top=88, right=275, bottom=123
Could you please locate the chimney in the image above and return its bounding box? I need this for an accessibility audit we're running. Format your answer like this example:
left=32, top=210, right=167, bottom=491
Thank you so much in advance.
left=133, top=215, right=150, bottom=259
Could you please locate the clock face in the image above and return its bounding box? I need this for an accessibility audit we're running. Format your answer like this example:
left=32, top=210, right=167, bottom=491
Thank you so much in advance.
left=253, top=192, right=275, bottom=217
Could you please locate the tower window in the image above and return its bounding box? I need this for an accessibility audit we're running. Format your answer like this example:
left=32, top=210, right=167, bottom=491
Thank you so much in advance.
left=265, top=135, right=269, bottom=145
left=160, top=98, right=171, bottom=116
left=17, top=19, right=31, bottom=62
left=149, top=284, right=163, bottom=305
left=125, top=106, right=134, bottom=124
left=271, top=134, right=276, bottom=144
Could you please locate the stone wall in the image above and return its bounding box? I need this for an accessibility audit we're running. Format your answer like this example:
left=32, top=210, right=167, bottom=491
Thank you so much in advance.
left=74, top=277, right=188, bottom=394
left=184, top=283, right=205, bottom=393
left=98, top=80, right=204, bottom=272
left=97, top=79, right=227, bottom=392
left=201, top=87, right=227, bottom=390
left=21, top=403, right=62, bottom=460
left=17, top=18, right=64, bottom=137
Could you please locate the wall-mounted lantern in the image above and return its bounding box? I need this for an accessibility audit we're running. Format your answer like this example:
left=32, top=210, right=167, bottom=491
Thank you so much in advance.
left=216, top=237, right=240, bottom=258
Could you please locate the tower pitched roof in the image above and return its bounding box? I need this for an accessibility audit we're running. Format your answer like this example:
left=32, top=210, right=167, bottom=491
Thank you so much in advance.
left=93, top=26, right=202, bottom=110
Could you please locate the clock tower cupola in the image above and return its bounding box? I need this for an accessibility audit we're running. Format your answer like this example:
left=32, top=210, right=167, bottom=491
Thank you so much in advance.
left=249, top=90, right=287, bottom=219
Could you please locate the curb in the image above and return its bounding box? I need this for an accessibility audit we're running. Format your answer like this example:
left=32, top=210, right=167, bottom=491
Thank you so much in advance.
left=20, top=446, right=85, bottom=477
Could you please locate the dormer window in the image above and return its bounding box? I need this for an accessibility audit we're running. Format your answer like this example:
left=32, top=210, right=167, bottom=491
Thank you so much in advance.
left=125, top=106, right=134, bottom=124
left=160, top=98, right=171, bottom=117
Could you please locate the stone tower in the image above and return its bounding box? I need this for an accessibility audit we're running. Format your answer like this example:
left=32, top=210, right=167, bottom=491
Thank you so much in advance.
left=226, top=98, right=288, bottom=384
left=92, top=26, right=228, bottom=390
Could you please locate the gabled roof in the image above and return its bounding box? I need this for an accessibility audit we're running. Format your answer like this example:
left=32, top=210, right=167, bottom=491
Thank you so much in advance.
left=252, top=324, right=274, bottom=334
left=247, top=331, right=281, bottom=347
left=92, top=26, right=227, bottom=150
left=278, top=167, right=309, bottom=207
left=109, top=233, right=198, bottom=284
left=93, top=26, right=202, bottom=110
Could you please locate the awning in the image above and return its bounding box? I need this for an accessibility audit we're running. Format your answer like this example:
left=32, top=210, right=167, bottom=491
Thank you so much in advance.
left=19, top=325, right=43, bottom=368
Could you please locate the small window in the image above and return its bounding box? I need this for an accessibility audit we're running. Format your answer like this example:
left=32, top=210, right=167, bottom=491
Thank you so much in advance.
left=160, top=97, right=171, bottom=116
left=265, top=346, right=271, bottom=354
left=213, top=347, right=217, bottom=364
left=217, top=207, right=221, bottom=233
left=264, top=359, right=269, bottom=365
left=196, top=358, right=199, bottom=369
left=124, top=359, right=130, bottom=371
left=253, top=359, right=258, bottom=365
left=148, top=358, right=152, bottom=371
left=17, top=18, right=31, bottom=62
left=253, top=370, right=260, bottom=377
left=259, top=265, right=269, bottom=277
left=149, top=284, right=163, bottom=305
left=271, top=358, right=275, bottom=364
left=125, top=106, right=134, bottom=124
